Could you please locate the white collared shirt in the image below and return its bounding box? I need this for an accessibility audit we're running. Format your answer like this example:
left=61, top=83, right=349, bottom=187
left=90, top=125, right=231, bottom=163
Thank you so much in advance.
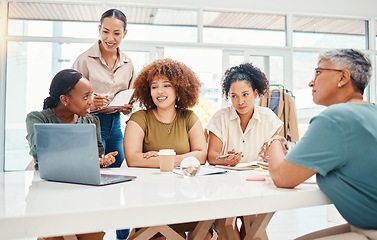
left=206, top=106, right=283, bottom=163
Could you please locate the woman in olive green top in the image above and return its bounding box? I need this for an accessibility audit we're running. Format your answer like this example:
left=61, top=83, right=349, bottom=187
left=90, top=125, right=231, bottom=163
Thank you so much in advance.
left=124, top=58, right=207, bottom=168
left=26, top=69, right=117, bottom=172
left=124, top=58, right=210, bottom=239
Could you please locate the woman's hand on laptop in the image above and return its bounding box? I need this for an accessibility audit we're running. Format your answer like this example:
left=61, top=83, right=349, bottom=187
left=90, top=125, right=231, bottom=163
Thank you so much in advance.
left=99, top=151, right=118, bottom=167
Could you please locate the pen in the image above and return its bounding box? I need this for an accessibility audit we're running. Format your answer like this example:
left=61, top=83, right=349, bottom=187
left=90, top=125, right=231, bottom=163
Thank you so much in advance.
left=92, top=92, right=110, bottom=101
left=216, top=152, right=239, bottom=159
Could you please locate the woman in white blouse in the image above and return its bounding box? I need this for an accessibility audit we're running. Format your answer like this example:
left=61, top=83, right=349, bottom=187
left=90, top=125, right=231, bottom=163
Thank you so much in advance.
left=207, top=63, right=283, bottom=166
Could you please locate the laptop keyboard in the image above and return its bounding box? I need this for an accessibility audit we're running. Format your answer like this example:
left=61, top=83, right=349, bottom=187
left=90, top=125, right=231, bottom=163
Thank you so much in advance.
left=100, top=173, right=136, bottom=185
left=101, top=176, right=119, bottom=184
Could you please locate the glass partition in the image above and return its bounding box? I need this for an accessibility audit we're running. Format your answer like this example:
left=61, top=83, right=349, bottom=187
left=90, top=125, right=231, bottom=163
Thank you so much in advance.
left=293, top=16, right=366, bottom=49
left=164, top=47, right=222, bottom=126
left=8, top=3, right=198, bottom=42
left=203, top=11, right=286, bottom=46
left=5, top=41, right=53, bottom=170
left=126, top=23, right=197, bottom=43
left=292, top=52, right=326, bottom=137
left=250, top=55, right=284, bottom=85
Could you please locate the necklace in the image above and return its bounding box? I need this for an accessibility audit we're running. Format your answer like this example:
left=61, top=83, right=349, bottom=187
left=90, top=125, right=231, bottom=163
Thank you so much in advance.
left=163, top=123, right=172, bottom=134
left=160, top=112, right=176, bottom=134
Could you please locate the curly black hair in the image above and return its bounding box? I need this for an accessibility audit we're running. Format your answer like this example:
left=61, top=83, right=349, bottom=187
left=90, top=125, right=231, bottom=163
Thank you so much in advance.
left=222, top=63, right=269, bottom=99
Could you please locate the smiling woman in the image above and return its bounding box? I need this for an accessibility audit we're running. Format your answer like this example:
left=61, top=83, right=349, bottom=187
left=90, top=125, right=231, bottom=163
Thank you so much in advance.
left=71, top=9, right=136, bottom=240
left=72, top=9, right=135, bottom=171
left=123, top=58, right=209, bottom=239
left=124, top=58, right=206, bottom=168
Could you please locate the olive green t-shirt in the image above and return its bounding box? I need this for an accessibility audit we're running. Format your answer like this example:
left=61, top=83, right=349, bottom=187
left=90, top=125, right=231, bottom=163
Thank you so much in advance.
left=129, top=109, right=199, bottom=154
left=25, top=108, right=104, bottom=170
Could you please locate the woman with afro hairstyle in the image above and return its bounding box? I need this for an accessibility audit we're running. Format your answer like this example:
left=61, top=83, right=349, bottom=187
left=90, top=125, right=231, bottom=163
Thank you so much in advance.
left=124, top=58, right=207, bottom=168
left=206, top=63, right=283, bottom=167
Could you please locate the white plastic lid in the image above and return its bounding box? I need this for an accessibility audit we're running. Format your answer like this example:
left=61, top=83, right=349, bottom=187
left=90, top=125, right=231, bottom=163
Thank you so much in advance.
left=158, top=149, right=176, bottom=155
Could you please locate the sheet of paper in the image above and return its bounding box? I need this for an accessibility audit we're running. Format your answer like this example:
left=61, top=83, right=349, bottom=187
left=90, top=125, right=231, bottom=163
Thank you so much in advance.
left=90, top=89, right=134, bottom=113
left=108, top=89, right=134, bottom=107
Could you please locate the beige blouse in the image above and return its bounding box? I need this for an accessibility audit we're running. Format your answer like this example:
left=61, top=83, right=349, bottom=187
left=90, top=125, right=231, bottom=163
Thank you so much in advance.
left=72, top=40, right=135, bottom=99
left=206, top=106, right=283, bottom=163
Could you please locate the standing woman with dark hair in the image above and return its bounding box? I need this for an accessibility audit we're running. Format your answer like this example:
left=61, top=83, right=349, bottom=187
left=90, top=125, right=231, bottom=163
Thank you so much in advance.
left=72, top=9, right=135, bottom=169
left=72, top=9, right=134, bottom=240
left=25, top=69, right=116, bottom=240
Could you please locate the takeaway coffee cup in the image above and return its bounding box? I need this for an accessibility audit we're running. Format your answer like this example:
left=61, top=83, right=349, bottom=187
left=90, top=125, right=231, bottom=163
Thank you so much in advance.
left=158, top=149, right=176, bottom=172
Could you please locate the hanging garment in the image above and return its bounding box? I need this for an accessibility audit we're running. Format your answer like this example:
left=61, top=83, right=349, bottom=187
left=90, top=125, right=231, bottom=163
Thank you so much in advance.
left=258, top=89, right=299, bottom=142
left=269, top=91, right=280, bottom=115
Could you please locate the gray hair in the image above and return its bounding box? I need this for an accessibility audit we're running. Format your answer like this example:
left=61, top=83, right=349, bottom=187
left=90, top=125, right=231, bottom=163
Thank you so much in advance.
left=318, top=49, right=372, bottom=94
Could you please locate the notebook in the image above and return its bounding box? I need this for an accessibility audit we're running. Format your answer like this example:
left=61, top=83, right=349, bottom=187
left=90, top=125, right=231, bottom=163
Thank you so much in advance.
left=34, top=123, right=136, bottom=186
left=90, top=89, right=134, bottom=113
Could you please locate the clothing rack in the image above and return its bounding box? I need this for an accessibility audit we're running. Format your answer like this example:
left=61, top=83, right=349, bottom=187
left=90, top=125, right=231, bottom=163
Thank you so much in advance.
left=270, top=83, right=285, bottom=90
left=270, top=83, right=294, bottom=97
left=268, top=83, right=286, bottom=139
left=284, top=89, right=294, bottom=98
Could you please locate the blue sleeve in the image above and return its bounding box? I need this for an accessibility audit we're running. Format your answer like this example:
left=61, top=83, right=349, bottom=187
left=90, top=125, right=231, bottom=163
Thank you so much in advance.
left=285, top=114, right=347, bottom=176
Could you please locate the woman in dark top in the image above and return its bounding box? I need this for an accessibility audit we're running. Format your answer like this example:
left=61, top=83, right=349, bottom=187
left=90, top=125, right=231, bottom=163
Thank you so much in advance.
left=25, top=69, right=117, bottom=240
left=26, top=69, right=117, bottom=170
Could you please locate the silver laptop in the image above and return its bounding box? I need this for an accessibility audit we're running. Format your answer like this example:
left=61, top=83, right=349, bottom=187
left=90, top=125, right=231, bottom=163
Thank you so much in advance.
left=34, top=123, right=136, bottom=186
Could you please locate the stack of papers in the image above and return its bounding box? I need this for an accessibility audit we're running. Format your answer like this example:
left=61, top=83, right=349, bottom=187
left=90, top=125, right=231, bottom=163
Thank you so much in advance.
left=215, top=162, right=262, bottom=171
